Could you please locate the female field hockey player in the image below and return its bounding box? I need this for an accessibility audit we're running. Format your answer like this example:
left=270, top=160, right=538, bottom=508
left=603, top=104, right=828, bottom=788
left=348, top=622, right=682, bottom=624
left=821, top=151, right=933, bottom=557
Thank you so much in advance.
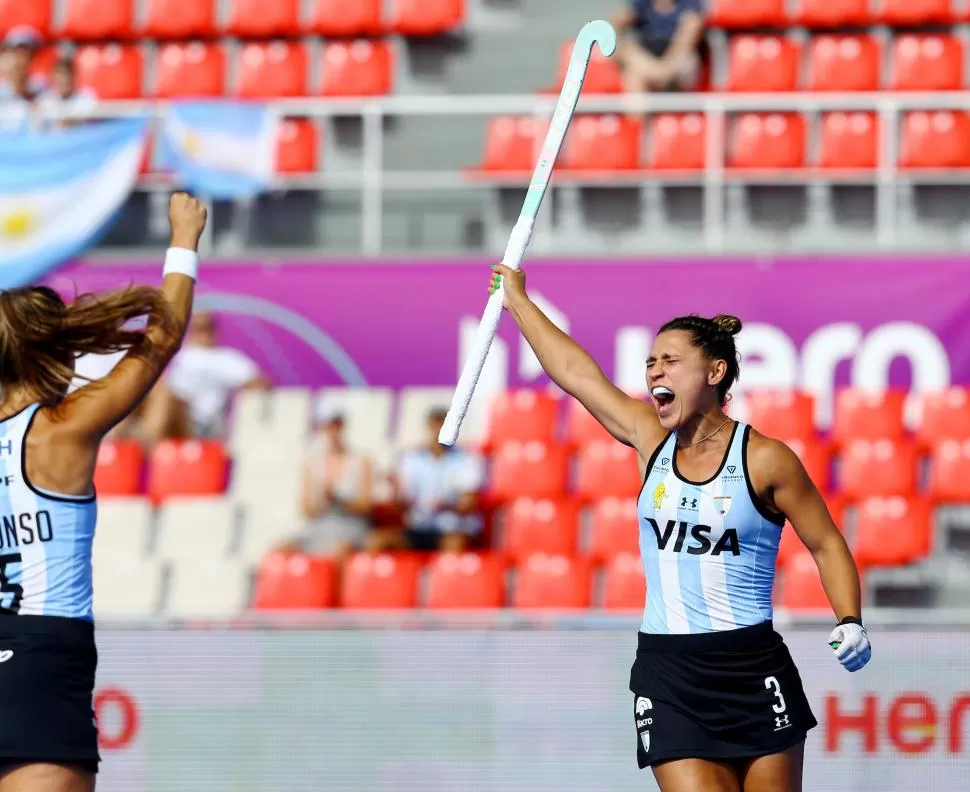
left=488, top=263, right=871, bottom=792
left=0, top=192, right=206, bottom=792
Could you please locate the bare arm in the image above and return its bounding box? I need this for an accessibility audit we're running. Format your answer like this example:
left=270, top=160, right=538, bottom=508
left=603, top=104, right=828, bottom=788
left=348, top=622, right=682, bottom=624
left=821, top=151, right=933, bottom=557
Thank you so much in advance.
left=340, top=457, right=375, bottom=516
left=301, top=460, right=325, bottom=519
left=661, top=10, right=704, bottom=67
left=494, top=265, right=660, bottom=454
left=57, top=194, right=208, bottom=441
left=754, top=435, right=862, bottom=621
left=611, top=5, right=637, bottom=33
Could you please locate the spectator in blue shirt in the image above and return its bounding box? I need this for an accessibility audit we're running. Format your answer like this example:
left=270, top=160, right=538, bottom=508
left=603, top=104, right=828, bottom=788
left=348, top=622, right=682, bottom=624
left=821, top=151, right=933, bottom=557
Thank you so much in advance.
left=612, top=0, right=706, bottom=93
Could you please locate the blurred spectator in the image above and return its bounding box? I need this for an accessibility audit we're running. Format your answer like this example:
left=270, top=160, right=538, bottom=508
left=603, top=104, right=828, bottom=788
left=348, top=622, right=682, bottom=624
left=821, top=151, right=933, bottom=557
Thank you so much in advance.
left=385, top=407, right=485, bottom=552
left=166, top=312, right=270, bottom=438
left=37, top=56, right=97, bottom=129
left=0, top=26, right=45, bottom=133
left=288, top=404, right=375, bottom=559
left=612, top=0, right=705, bottom=94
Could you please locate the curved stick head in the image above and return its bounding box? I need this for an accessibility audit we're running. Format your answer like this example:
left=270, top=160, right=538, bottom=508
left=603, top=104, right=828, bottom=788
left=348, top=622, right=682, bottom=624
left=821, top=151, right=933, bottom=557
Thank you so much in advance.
left=576, top=19, right=618, bottom=58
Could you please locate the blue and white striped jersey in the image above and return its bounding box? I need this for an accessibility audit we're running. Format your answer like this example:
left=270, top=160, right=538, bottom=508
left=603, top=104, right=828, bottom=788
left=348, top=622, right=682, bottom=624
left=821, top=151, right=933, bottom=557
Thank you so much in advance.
left=637, top=422, right=785, bottom=635
left=0, top=404, right=97, bottom=622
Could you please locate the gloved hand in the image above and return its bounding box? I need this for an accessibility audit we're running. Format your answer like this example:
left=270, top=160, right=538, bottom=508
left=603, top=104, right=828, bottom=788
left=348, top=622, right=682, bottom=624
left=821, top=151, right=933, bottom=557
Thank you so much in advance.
left=828, top=617, right=871, bottom=672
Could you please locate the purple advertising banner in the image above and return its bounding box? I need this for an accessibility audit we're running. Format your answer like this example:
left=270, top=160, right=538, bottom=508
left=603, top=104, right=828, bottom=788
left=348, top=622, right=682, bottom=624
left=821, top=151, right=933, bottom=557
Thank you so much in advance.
left=48, top=257, right=970, bottom=426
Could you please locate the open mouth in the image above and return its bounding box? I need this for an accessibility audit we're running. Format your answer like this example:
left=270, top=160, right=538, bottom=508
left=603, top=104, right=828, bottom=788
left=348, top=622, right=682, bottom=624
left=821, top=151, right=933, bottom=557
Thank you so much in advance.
left=651, top=386, right=675, bottom=410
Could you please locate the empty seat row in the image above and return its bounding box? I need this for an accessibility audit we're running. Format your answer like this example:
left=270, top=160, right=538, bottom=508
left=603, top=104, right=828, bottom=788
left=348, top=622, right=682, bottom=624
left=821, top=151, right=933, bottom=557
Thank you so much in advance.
left=96, top=439, right=228, bottom=502
left=0, top=0, right=463, bottom=40
left=476, top=111, right=970, bottom=174
left=711, top=0, right=958, bottom=28
left=36, top=41, right=392, bottom=100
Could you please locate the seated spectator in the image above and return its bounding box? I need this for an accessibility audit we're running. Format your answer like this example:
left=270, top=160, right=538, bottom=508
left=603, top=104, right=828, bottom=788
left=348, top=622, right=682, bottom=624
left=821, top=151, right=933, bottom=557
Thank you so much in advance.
left=37, top=56, right=97, bottom=129
left=166, top=312, right=270, bottom=438
left=0, top=26, right=45, bottom=133
left=384, top=408, right=485, bottom=553
left=612, top=0, right=705, bottom=94
left=288, top=404, right=375, bottom=559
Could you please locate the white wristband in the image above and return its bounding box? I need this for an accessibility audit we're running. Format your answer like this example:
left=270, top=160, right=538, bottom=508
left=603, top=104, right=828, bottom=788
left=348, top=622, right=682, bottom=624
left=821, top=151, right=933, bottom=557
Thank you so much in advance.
left=163, top=247, right=199, bottom=281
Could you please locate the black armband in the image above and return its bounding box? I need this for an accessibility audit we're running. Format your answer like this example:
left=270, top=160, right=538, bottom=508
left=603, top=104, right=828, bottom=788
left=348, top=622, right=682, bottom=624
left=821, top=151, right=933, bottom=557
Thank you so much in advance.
left=838, top=616, right=864, bottom=627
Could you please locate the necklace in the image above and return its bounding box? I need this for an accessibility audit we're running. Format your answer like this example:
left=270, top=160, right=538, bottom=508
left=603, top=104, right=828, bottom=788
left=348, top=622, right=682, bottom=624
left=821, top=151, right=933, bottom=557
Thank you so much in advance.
left=676, top=419, right=732, bottom=449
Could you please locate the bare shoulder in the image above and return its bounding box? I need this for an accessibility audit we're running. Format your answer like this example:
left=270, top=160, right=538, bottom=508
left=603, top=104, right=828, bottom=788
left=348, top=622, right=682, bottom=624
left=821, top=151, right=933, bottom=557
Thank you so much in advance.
left=746, top=428, right=803, bottom=485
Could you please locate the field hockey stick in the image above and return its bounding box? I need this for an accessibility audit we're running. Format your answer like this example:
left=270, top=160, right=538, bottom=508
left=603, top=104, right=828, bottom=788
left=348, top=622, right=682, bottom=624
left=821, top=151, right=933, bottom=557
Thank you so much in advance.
left=438, top=19, right=617, bottom=447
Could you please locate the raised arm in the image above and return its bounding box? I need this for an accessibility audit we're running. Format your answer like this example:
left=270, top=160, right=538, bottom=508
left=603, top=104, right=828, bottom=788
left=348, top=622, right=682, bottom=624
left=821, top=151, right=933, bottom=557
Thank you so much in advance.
left=57, top=193, right=208, bottom=441
left=491, top=264, right=660, bottom=455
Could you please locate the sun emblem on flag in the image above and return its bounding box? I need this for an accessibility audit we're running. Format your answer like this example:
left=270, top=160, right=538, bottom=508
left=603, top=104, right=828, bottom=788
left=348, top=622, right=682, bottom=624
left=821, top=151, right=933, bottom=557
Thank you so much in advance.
left=183, top=131, right=202, bottom=159
left=0, top=208, right=36, bottom=240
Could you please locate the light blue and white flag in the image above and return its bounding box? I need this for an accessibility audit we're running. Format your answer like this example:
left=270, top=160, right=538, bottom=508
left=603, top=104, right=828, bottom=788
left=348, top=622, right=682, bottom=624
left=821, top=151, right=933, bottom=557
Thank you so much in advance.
left=0, top=118, right=147, bottom=289
left=162, top=102, right=276, bottom=200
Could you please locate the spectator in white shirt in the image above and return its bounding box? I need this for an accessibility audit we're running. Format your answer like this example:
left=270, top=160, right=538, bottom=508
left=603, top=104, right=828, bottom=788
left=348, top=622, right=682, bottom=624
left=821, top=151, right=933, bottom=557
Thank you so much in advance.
left=166, top=312, right=269, bottom=438
left=36, top=56, right=97, bottom=129
left=0, top=26, right=45, bottom=134
left=385, top=407, right=486, bottom=552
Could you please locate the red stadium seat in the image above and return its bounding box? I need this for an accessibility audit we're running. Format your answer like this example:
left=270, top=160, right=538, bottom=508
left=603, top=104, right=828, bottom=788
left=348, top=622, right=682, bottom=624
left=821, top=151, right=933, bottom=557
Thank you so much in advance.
left=891, top=35, right=963, bottom=92
left=320, top=40, right=393, bottom=97
left=94, top=439, right=144, bottom=496
left=808, top=36, right=880, bottom=92
left=838, top=439, right=918, bottom=501
left=143, top=0, right=215, bottom=38
left=251, top=552, right=337, bottom=609
left=588, top=497, right=639, bottom=561
left=647, top=113, right=706, bottom=171
left=832, top=389, right=905, bottom=445
left=563, top=115, right=640, bottom=172
left=900, top=111, right=970, bottom=169
left=310, top=0, right=382, bottom=36
left=393, top=0, right=464, bottom=35
left=878, top=0, right=954, bottom=25
left=503, top=497, right=580, bottom=561
left=929, top=439, right=970, bottom=503
left=602, top=552, right=646, bottom=610
left=485, top=390, right=559, bottom=448
left=565, top=398, right=613, bottom=448
left=779, top=551, right=831, bottom=610
left=0, top=2, right=51, bottom=37
left=426, top=552, right=505, bottom=609
left=710, top=0, right=785, bottom=27
left=819, top=112, right=878, bottom=170
left=236, top=42, right=308, bottom=99
left=776, top=523, right=802, bottom=570
left=853, top=497, right=931, bottom=568
left=75, top=45, right=143, bottom=100
left=490, top=442, right=570, bottom=501
left=576, top=442, right=642, bottom=501
left=341, top=553, right=421, bottom=609
left=477, top=116, right=544, bottom=174
left=916, top=388, right=970, bottom=448
left=29, top=46, right=58, bottom=84
left=550, top=40, right=622, bottom=94
left=793, top=0, right=870, bottom=26
left=226, top=0, right=299, bottom=37
left=147, top=439, right=229, bottom=503
left=60, top=0, right=131, bottom=40
left=746, top=390, right=816, bottom=441
left=276, top=118, right=319, bottom=174
left=785, top=437, right=831, bottom=491
left=514, top=554, right=592, bottom=609
left=729, top=114, right=806, bottom=170
left=154, top=43, right=225, bottom=98
left=727, top=36, right=800, bottom=92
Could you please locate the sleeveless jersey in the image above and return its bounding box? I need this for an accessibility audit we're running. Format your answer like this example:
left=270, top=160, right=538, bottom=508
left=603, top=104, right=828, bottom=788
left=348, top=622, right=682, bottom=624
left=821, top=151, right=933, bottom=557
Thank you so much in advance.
left=637, top=422, right=785, bottom=635
left=0, top=404, right=97, bottom=622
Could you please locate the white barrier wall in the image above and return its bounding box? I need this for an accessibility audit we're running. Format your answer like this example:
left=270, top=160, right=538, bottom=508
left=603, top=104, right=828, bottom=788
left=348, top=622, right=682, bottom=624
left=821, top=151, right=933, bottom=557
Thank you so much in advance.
left=92, top=626, right=970, bottom=791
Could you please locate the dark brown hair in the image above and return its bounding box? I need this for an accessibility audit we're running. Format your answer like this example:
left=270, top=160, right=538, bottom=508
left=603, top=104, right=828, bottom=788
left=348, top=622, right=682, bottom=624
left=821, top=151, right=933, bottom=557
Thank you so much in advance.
left=658, top=313, right=743, bottom=404
left=0, top=285, right=177, bottom=404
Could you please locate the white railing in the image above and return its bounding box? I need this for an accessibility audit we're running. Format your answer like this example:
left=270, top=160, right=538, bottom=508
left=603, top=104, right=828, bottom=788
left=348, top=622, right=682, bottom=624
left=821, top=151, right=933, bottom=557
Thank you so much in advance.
left=14, top=91, right=970, bottom=254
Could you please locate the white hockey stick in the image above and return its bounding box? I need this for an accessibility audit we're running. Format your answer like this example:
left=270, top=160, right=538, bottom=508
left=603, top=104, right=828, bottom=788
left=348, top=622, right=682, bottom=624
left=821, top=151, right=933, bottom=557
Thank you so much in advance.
left=438, top=20, right=617, bottom=447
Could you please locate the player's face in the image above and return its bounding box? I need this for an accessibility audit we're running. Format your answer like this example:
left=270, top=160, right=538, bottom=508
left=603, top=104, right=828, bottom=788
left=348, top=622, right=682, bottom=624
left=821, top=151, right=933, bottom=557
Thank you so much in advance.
left=646, top=330, right=719, bottom=429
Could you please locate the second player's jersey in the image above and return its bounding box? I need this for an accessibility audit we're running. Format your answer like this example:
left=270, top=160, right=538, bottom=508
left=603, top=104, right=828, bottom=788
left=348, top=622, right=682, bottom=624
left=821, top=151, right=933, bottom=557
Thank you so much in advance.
left=637, top=422, right=785, bottom=635
left=0, top=404, right=97, bottom=622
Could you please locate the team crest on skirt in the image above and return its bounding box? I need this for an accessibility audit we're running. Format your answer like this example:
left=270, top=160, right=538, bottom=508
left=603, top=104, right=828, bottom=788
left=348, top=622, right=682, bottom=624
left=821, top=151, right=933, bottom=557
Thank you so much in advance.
left=713, top=496, right=733, bottom=516
left=653, top=483, right=666, bottom=510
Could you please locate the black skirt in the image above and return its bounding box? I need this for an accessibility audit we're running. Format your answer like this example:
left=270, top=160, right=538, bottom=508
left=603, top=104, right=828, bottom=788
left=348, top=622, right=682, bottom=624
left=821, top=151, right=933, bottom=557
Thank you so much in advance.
left=629, top=620, right=817, bottom=768
left=0, top=615, right=100, bottom=774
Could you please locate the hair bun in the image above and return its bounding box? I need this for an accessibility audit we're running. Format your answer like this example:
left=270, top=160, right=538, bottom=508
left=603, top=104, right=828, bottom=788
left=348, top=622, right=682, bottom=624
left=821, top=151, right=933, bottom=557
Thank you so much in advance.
left=711, top=314, right=742, bottom=336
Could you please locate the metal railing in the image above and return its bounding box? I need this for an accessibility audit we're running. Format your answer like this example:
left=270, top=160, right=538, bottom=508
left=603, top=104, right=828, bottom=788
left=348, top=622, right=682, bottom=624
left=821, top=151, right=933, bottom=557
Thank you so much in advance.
left=12, top=91, right=970, bottom=254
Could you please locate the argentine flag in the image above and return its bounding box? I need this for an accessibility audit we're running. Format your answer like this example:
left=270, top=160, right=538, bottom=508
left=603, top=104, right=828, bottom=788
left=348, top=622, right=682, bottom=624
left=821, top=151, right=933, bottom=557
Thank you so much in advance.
left=0, top=118, right=147, bottom=289
left=162, top=102, right=276, bottom=200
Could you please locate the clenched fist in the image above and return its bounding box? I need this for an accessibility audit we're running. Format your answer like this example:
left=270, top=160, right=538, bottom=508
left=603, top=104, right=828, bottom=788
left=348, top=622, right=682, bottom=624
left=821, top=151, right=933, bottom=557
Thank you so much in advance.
left=168, top=192, right=208, bottom=251
left=488, top=263, right=528, bottom=309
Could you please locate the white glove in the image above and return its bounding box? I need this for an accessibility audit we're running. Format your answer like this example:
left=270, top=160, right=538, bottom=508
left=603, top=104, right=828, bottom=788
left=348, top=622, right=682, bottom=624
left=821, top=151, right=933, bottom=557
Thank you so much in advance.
left=828, top=619, right=871, bottom=672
